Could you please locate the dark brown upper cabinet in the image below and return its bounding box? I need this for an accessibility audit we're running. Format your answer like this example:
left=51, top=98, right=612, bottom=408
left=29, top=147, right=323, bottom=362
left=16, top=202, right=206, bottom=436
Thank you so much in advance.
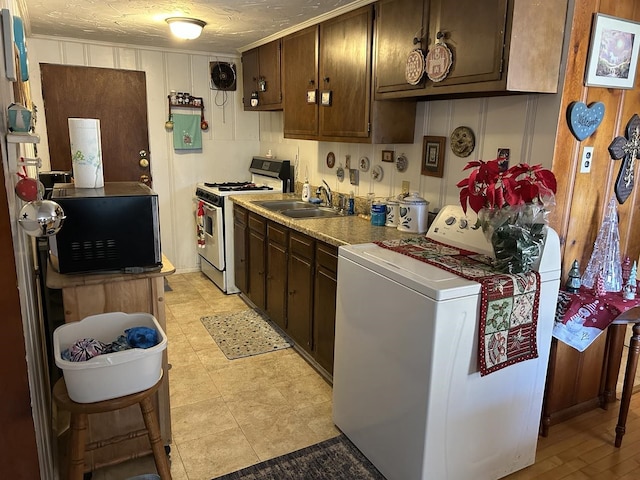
left=283, top=5, right=416, bottom=144
left=242, top=39, right=283, bottom=111
left=283, top=26, right=319, bottom=139
left=375, top=0, right=569, bottom=99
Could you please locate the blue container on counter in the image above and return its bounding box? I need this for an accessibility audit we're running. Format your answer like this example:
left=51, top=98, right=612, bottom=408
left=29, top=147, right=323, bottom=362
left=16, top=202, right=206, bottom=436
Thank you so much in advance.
left=371, top=201, right=386, bottom=226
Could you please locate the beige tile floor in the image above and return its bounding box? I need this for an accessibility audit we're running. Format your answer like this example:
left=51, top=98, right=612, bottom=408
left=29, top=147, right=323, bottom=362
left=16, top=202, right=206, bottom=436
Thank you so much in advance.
left=91, top=271, right=339, bottom=480
left=82, top=271, right=640, bottom=480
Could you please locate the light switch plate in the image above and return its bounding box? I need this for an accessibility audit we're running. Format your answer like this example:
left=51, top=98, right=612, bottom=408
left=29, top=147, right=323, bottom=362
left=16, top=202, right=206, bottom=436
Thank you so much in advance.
left=580, top=146, right=594, bottom=173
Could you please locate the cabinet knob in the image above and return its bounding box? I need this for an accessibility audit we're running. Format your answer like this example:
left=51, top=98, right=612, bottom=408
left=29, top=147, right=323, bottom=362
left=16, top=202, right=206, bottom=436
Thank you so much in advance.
left=413, top=37, right=421, bottom=45
left=436, top=31, right=445, bottom=40
left=309, top=79, right=315, bottom=85
left=323, top=77, right=330, bottom=83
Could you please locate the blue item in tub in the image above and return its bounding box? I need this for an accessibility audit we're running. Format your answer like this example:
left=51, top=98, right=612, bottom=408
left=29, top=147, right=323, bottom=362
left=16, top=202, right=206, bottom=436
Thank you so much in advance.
left=125, top=326, right=159, bottom=349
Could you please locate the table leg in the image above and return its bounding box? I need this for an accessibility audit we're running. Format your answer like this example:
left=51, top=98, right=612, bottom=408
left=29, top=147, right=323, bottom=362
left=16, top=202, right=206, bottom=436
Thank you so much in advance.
left=68, top=412, right=88, bottom=480
left=615, top=322, right=640, bottom=447
left=602, top=324, right=627, bottom=409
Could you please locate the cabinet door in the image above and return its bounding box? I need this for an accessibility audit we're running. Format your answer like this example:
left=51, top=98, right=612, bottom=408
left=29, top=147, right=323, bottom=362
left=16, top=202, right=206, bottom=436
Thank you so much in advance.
left=428, top=0, right=507, bottom=87
left=266, top=222, right=288, bottom=330
left=283, top=26, right=319, bottom=138
left=248, top=214, right=266, bottom=310
left=258, top=39, right=283, bottom=109
left=313, top=242, right=338, bottom=374
left=319, top=6, right=372, bottom=139
left=287, top=232, right=314, bottom=352
left=242, top=47, right=260, bottom=110
left=233, top=206, right=248, bottom=294
left=374, top=0, right=429, bottom=95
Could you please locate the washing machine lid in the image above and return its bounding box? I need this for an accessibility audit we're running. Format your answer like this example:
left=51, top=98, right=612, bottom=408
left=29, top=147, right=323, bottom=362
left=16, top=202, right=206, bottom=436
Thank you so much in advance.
left=339, top=243, right=481, bottom=301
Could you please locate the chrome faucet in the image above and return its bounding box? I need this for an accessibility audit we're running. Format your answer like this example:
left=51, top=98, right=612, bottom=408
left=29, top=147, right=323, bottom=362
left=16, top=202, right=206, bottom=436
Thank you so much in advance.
left=316, top=180, right=333, bottom=208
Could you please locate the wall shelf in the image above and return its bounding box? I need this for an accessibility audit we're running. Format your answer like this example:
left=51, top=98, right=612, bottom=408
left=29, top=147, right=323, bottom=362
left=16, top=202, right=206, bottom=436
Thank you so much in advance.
left=7, top=132, right=40, bottom=144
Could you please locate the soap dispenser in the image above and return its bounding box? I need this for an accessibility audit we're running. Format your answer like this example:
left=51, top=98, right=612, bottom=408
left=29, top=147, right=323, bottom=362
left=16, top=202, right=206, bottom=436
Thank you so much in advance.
left=302, top=179, right=311, bottom=202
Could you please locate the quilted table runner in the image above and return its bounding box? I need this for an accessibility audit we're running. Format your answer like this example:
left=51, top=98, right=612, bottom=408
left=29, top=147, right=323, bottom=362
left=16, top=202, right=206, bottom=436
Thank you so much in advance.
left=374, top=237, right=541, bottom=376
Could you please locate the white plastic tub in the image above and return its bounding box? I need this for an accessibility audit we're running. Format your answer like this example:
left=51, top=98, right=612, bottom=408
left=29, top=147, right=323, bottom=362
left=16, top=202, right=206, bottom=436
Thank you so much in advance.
left=54, top=312, right=167, bottom=403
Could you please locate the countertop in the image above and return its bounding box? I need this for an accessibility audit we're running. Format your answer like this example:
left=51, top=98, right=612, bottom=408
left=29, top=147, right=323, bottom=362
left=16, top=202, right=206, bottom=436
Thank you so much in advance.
left=230, top=193, right=418, bottom=247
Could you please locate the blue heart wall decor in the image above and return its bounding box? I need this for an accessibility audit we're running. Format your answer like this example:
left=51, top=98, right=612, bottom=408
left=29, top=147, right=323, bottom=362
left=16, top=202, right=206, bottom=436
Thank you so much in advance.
left=567, top=101, right=605, bottom=141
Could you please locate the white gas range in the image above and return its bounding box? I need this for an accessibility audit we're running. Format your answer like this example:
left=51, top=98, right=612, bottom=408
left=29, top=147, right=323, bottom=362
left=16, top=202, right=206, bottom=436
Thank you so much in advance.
left=194, top=157, right=293, bottom=294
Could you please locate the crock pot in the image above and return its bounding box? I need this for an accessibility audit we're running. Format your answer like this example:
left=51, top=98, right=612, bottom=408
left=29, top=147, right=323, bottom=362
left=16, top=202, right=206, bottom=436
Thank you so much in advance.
left=397, top=192, right=430, bottom=233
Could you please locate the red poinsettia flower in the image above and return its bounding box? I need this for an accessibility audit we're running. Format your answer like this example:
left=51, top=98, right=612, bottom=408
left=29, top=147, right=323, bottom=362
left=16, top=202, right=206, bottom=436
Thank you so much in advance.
left=457, top=159, right=557, bottom=214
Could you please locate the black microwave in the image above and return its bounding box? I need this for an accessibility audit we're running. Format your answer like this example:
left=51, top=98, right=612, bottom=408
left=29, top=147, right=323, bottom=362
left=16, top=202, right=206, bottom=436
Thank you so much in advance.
left=49, top=182, right=162, bottom=274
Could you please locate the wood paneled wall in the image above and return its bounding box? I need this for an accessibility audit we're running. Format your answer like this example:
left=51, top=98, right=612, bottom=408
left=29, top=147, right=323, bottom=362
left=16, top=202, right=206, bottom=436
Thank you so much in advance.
left=551, top=0, right=640, bottom=277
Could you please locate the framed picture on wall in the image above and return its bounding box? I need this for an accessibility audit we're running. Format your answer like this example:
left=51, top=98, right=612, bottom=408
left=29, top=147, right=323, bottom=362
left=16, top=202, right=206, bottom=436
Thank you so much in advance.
left=421, top=136, right=445, bottom=178
left=585, top=13, right=640, bottom=89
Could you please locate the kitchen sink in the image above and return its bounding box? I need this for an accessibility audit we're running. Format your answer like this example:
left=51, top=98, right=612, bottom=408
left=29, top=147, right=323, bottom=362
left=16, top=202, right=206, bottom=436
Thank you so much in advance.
left=256, top=200, right=319, bottom=211
left=280, top=207, right=344, bottom=219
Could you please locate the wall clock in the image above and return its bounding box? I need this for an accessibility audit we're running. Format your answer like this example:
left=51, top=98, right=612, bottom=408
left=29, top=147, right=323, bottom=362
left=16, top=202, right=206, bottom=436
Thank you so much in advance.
left=450, top=126, right=475, bottom=158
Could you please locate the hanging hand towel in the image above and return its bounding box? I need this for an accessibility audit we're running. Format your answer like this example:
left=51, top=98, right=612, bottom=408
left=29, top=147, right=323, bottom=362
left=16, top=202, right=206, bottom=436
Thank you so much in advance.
left=173, top=113, right=202, bottom=150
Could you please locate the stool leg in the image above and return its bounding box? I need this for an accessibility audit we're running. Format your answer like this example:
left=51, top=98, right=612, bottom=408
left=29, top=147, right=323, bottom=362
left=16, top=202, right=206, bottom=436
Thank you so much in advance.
left=68, top=412, right=88, bottom=480
left=615, top=322, right=640, bottom=447
left=139, top=397, right=172, bottom=480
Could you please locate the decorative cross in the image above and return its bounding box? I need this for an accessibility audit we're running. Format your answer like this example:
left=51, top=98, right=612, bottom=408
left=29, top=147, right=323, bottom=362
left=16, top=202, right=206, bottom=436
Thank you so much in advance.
left=608, top=113, right=640, bottom=204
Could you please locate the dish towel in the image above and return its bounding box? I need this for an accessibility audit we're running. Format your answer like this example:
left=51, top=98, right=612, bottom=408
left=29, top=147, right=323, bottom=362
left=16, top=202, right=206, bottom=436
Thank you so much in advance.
left=173, top=113, right=202, bottom=150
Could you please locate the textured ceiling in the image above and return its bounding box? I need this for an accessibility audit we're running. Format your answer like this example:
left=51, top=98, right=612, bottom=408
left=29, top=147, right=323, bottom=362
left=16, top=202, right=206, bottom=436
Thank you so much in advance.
left=21, top=0, right=359, bottom=54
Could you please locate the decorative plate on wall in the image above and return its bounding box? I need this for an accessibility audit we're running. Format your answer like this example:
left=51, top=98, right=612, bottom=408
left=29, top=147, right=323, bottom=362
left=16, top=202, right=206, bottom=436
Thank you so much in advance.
left=450, top=126, right=476, bottom=158
left=336, top=166, right=345, bottom=182
left=372, top=165, right=384, bottom=181
left=359, top=156, right=370, bottom=172
left=396, top=154, right=408, bottom=172
left=326, top=151, right=336, bottom=168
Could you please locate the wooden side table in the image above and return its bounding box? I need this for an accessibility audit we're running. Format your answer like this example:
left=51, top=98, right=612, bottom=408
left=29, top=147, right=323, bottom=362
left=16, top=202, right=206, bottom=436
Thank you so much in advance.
left=600, top=307, right=640, bottom=447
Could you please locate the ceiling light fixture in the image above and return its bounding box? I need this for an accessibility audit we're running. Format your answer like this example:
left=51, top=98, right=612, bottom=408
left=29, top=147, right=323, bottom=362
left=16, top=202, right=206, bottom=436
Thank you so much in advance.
left=166, top=17, right=206, bottom=40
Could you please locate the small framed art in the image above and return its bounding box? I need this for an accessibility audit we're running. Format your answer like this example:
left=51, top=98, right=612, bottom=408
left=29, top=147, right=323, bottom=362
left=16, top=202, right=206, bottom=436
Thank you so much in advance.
left=421, top=136, right=445, bottom=178
left=381, top=150, right=394, bottom=162
left=585, top=13, right=640, bottom=89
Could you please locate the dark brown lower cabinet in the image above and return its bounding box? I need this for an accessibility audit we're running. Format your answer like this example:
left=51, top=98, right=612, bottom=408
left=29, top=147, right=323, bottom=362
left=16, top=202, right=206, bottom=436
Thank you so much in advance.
left=233, top=206, right=248, bottom=294
left=266, top=222, right=288, bottom=330
left=247, top=213, right=267, bottom=310
left=234, top=207, right=339, bottom=376
left=287, top=231, right=315, bottom=352
left=313, top=242, right=338, bottom=374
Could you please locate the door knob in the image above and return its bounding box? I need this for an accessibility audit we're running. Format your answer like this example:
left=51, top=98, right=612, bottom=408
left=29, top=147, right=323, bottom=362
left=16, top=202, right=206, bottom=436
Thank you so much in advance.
left=139, top=158, right=149, bottom=168
left=140, top=174, right=150, bottom=184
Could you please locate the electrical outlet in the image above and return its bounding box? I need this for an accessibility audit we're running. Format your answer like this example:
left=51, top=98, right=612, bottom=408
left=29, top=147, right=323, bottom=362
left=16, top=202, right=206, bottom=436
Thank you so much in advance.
left=580, top=146, right=594, bottom=173
left=402, top=181, right=410, bottom=195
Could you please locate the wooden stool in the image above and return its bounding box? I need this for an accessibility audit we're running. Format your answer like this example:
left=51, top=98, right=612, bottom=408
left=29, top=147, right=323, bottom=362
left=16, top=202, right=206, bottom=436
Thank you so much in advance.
left=53, top=372, right=172, bottom=480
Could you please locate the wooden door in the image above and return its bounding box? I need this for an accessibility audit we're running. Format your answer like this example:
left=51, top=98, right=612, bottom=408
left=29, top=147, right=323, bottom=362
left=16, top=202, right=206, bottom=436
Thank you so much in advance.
left=428, top=0, right=507, bottom=87
left=374, top=0, right=430, bottom=94
left=283, top=26, right=319, bottom=138
left=319, top=6, right=372, bottom=139
left=40, top=64, right=152, bottom=185
left=0, top=149, right=40, bottom=479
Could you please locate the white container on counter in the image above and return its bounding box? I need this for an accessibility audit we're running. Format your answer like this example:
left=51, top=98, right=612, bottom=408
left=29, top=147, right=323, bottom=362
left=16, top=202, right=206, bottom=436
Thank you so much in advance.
left=385, top=197, right=400, bottom=227
left=397, top=192, right=430, bottom=234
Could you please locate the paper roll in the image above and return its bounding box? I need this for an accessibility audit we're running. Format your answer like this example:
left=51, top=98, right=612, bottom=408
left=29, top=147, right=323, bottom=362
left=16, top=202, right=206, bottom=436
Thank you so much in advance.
left=68, top=118, right=104, bottom=188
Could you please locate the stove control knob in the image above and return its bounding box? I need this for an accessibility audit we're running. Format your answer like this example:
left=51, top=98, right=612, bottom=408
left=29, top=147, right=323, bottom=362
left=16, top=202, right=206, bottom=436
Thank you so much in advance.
left=459, top=219, right=468, bottom=229
left=445, top=216, right=456, bottom=225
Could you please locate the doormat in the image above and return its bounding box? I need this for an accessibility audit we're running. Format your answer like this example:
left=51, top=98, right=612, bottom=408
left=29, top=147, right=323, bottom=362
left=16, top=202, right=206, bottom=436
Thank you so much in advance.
left=201, top=309, right=292, bottom=360
left=211, top=434, right=386, bottom=480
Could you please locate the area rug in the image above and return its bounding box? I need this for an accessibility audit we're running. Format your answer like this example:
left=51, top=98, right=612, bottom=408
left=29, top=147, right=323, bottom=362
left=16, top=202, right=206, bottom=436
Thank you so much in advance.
left=212, top=435, right=386, bottom=480
left=201, top=309, right=292, bottom=360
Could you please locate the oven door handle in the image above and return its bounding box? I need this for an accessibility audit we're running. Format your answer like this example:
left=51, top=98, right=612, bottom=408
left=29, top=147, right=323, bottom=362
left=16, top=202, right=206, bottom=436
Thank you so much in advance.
left=194, top=197, right=220, bottom=213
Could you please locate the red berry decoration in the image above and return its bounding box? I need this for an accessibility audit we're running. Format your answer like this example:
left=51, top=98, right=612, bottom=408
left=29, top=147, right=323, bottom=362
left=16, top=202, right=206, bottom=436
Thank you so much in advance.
left=15, top=166, right=44, bottom=202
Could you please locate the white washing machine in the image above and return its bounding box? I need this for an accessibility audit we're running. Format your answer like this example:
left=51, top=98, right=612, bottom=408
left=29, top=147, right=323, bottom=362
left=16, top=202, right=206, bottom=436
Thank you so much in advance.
left=332, top=205, right=561, bottom=480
